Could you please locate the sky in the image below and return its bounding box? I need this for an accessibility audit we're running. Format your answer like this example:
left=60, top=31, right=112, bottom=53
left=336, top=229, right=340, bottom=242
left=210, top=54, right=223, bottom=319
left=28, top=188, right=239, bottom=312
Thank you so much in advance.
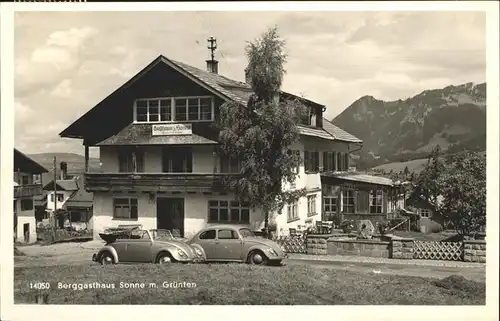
left=14, top=11, right=486, bottom=157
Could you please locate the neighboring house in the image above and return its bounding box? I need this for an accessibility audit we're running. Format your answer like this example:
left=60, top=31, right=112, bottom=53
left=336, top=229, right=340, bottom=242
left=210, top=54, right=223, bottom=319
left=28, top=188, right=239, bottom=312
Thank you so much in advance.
left=41, top=166, right=93, bottom=230
left=62, top=178, right=94, bottom=231
left=14, top=148, right=49, bottom=243
left=320, top=171, right=396, bottom=226
left=58, top=49, right=396, bottom=239
left=406, top=195, right=445, bottom=233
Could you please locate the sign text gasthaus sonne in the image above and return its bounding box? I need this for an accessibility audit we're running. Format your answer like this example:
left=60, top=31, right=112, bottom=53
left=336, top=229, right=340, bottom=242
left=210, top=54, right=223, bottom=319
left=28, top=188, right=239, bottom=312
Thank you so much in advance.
left=152, top=123, right=192, bottom=136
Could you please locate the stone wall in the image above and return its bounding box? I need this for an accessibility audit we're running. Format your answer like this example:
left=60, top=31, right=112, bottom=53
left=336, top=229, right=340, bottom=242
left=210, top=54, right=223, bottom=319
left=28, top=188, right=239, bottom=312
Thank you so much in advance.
left=463, top=240, right=487, bottom=263
left=306, top=235, right=329, bottom=255
left=390, top=237, right=414, bottom=259
left=327, top=239, right=391, bottom=258
left=304, top=234, right=486, bottom=263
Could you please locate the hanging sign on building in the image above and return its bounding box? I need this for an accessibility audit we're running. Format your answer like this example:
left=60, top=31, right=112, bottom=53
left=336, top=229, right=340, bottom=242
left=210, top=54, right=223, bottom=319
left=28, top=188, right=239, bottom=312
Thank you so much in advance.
left=152, top=123, right=192, bottom=136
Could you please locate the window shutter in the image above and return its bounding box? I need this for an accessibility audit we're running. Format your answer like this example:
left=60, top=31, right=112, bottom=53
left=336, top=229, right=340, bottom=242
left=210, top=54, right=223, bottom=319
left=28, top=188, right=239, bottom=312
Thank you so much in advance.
left=304, top=151, right=310, bottom=171
left=383, top=190, right=388, bottom=214
left=356, top=190, right=369, bottom=214
left=344, top=153, right=349, bottom=170
left=322, top=152, right=328, bottom=172
left=314, top=152, right=320, bottom=172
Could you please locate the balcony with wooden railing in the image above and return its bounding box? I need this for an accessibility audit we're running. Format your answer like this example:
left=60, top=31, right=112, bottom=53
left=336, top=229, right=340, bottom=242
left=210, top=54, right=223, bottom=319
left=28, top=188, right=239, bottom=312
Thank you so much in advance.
left=84, top=172, right=240, bottom=193
left=14, top=184, right=43, bottom=198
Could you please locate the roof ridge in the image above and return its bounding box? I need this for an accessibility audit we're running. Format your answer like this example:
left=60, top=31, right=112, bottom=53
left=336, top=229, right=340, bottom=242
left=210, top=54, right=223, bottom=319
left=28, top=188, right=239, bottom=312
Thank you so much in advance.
left=169, top=58, right=250, bottom=87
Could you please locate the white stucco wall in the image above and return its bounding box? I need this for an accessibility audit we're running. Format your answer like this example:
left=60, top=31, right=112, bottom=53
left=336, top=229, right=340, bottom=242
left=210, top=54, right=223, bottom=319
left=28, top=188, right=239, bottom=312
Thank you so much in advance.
left=46, top=190, right=73, bottom=211
left=92, top=192, right=156, bottom=239
left=98, top=146, right=215, bottom=173
left=92, top=191, right=265, bottom=240
left=14, top=198, right=37, bottom=243
left=92, top=137, right=351, bottom=238
left=275, top=138, right=349, bottom=235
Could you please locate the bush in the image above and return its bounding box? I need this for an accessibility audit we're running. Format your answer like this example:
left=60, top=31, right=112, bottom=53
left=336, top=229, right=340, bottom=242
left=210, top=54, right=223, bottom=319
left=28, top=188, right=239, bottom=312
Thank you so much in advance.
left=339, top=220, right=356, bottom=233
left=376, top=220, right=390, bottom=235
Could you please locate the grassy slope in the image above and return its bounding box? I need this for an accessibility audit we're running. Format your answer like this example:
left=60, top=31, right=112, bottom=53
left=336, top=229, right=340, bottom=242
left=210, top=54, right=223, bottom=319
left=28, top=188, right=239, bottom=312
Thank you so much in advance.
left=372, top=150, right=486, bottom=174
left=372, top=158, right=429, bottom=173
left=14, top=264, right=485, bottom=305
left=27, top=153, right=101, bottom=174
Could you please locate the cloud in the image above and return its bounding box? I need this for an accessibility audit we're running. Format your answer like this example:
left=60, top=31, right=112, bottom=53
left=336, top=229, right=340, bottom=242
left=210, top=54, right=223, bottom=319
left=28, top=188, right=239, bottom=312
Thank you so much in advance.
left=50, top=79, right=73, bottom=98
left=13, top=11, right=486, bottom=156
left=15, top=26, right=98, bottom=97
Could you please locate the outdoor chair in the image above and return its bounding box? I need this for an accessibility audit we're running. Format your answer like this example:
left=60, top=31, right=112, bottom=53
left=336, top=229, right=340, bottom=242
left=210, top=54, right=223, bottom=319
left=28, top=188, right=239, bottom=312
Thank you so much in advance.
left=315, top=221, right=323, bottom=234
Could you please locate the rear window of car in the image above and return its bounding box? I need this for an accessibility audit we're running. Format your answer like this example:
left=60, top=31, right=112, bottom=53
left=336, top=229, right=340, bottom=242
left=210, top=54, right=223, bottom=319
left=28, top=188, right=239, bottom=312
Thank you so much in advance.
left=199, top=230, right=216, bottom=240
left=217, top=229, right=238, bottom=239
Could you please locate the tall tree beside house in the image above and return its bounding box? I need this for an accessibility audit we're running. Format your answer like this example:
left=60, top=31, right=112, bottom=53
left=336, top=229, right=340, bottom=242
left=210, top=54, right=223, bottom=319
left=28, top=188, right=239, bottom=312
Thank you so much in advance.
left=440, top=151, right=486, bottom=236
left=217, top=26, right=308, bottom=237
left=409, top=145, right=445, bottom=214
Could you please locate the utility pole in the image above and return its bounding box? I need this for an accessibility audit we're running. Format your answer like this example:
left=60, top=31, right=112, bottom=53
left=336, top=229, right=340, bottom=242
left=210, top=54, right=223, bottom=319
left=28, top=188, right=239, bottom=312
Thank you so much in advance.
left=207, top=36, right=217, bottom=61
left=52, top=156, right=57, bottom=240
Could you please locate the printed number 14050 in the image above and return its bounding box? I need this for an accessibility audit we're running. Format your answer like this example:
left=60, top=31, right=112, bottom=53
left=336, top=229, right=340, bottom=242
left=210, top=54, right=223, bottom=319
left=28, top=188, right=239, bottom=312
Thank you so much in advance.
left=30, top=282, right=50, bottom=289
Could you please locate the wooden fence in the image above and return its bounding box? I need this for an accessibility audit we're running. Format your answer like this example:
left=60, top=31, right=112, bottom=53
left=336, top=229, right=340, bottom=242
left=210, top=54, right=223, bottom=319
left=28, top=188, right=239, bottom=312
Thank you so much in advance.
left=272, top=234, right=307, bottom=253
left=413, top=240, right=463, bottom=261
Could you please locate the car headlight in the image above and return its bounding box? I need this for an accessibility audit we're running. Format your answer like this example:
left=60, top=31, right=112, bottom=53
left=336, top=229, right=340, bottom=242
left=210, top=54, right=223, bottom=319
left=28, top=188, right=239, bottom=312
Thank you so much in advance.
left=193, top=247, right=203, bottom=257
left=266, top=248, right=278, bottom=256
left=177, top=249, right=188, bottom=258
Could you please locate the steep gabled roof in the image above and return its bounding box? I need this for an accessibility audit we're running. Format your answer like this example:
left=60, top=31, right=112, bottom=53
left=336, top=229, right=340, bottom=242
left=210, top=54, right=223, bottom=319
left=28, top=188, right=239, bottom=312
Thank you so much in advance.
left=43, top=179, right=79, bottom=191
left=14, top=149, right=49, bottom=174
left=63, top=177, right=93, bottom=209
left=59, top=54, right=359, bottom=144
left=322, top=118, right=362, bottom=143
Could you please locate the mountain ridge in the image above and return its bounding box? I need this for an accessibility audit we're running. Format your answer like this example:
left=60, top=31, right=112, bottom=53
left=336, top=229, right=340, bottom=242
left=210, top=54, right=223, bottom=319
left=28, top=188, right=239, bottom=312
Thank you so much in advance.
left=332, top=82, right=486, bottom=169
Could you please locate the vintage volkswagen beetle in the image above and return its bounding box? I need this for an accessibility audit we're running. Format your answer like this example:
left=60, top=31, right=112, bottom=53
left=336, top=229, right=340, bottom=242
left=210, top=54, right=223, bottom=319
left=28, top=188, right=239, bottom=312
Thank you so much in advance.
left=186, top=225, right=287, bottom=265
left=92, top=225, right=205, bottom=265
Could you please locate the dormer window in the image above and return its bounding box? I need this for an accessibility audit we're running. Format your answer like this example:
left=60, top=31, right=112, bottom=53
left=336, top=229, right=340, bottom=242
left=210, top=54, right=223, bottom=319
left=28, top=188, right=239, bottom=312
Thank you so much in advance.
left=300, top=107, right=319, bottom=127
left=134, top=96, right=214, bottom=123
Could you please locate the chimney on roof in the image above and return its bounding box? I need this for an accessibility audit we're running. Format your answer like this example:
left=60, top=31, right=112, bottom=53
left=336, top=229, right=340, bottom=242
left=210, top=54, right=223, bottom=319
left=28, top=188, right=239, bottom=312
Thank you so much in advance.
left=60, top=162, right=67, bottom=180
left=206, top=36, right=219, bottom=74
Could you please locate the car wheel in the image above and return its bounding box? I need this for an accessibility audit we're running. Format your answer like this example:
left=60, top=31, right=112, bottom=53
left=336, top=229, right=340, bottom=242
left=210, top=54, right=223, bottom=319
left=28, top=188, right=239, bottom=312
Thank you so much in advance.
left=100, top=252, right=114, bottom=265
left=156, top=252, right=175, bottom=264
left=248, top=250, right=268, bottom=265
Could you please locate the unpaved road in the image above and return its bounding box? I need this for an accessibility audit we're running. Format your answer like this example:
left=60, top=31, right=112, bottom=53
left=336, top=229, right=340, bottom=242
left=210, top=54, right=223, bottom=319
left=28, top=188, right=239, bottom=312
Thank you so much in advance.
left=14, top=242, right=486, bottom=283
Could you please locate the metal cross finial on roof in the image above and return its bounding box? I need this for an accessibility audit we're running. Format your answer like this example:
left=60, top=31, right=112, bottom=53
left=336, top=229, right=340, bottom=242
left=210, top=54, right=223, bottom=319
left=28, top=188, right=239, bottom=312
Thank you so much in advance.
left=207, top=36, right=217, bottom=61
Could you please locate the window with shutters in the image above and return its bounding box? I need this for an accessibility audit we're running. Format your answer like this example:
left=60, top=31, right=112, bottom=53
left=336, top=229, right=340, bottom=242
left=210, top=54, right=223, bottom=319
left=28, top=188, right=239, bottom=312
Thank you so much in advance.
left=322, top=152, right=337, bottom=172
left=162, top=147, right=192, bottom=173
left=220, top=156, right=241, bottom=173
left=337, top=152, right=343, bottom=171
left=113, top=198, right=138, bottom=219
left=287, top=200, right=299, bottom=222
left=304, top=151, right=319, bottom=172
left=307, top=195, right=317, bottom=216
left=119, top=148, right=145, bottom=173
